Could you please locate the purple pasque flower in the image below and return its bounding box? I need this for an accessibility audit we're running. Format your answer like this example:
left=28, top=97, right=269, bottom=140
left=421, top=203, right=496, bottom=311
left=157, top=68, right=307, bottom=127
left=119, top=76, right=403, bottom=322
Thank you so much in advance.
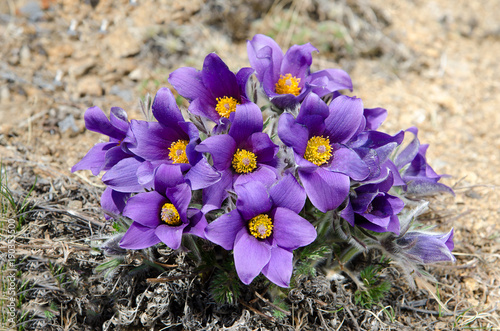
left=247, top=34, right=352, bottom=110
left=278, top=93, right=370, bottom=212
left=205, top=175, right=316, bottom=287
left=393, top=127, right=453, bottom=196
left=341, top=172, right=404, bottom=235
left=169, top=53, right=253, bottom=124
left=395, top=229, right=455, bottom=264
left=72, top=106, right=131, bottom=175
left=119, top=164, right=206, bottom=250
left=195, top=102, right=279, bottom=212
left=105, top=87, right=220, bottom=192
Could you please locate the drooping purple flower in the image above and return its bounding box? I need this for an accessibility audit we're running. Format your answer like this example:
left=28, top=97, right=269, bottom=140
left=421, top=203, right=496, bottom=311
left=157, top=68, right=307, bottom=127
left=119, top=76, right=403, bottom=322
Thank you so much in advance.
left=278, top=93, right=369, bottom=212
left=168, top=53, right=254, bottom=124
left=393, top=127, right=454, bottom=196
left=341, top=172, right=404, bottom=235
left=204, top=175, right=316, bottom=287
left=119, top=164, right=206, bottom=250
left=395, top=229, right=455, bottom=264
left=196, top=102, right=279, bottom=212
left=247, top=34, right=352, bottom=110
left=72, top=106, right=131, bottom=175
left=104, top=88, right=220, bottom=192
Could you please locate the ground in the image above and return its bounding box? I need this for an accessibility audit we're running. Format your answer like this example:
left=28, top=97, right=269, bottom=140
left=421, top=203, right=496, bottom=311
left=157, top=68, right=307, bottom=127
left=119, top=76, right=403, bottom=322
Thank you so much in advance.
left=1, top=0, right=499, bottom=330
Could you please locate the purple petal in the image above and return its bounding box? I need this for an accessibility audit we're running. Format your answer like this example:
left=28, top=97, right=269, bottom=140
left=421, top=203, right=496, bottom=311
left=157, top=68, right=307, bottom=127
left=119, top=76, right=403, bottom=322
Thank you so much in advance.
left=363, top=107, right=388, bottom=131
left=277, top=113, right=309, bottom=155
left=234, top=228, right=272, bottom=285
left=109, top=107, right=129, bottom=134
left=202, top=53, right=239, bottom=100
left=235, top=181, right=272, bottom=220
left=228, top=102, right=263, bottom=145
left=102, top=157, right=145, bottom=193
left=152, top=87, right=184, bottom=127
left=184, top=158, right=221, bottom=190
left=119, top=222, right=161, bottom=249
left=340, top=199, right=355, bottom=227
left=295, top=93, right=329, bottom=137
left=326, top=145, right=369, bottom=181
left=195, top=134, right=236, bottom=171
left=100, top=187, right=129, bottom=219
left=247, top=34, right=283, bottom=82
left=261, top=246, right=293, bottom=288
left=205, top=210, right=245, bottom=250
left=307, top=69, right=353, bottom=97
left=72, top=142, right=110, bottom=175
left=153, top=164, right=185, bottom=195
left=236, top=67, right=254, bottom=99
left=273, top=207, right=316, bottom=250
left=246, top=132, right=279, bottom=163
left=269, top=174, right=306, bottom=214
left=123, top=191, right=164, bottom=228
left=103, top=145, right=131, bottom=171
left=168, top=67, right=211, bottom=103
left=136, top=161, right=156, bottom=187
left=84, top=106, right=125, bottom=140
left=184, top=209, right=208, bottom=239
left=357, top=214, right=400, bottom=235
left=233, top=164, right=278, bottom=188
left=298, top=167, right=350, bottom=212
left=155, top=223, right=188, bottom=250
left=268, top=93, right=303, bottom=111
left=202, top=169, right=232, bottom=213
left=324, top=95, right=364, bottom=144
left=280, top=43, right=318, bottom=80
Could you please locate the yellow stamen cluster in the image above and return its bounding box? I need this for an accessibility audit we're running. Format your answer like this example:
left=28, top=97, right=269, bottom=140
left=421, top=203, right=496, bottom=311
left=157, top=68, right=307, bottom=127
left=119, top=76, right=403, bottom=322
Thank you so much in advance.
left=304, top=136, right=332, bottom=166
left=275, top=73, right=301, bottom=96
left=168, top=139, right=189, bottom=164
left=248, top=214, right=273, bottom=239
left=232, top=149, right=257, bottom=174
left=160, top=203, right=181, bottom=226
left=215, top=96, right=239, bottom=118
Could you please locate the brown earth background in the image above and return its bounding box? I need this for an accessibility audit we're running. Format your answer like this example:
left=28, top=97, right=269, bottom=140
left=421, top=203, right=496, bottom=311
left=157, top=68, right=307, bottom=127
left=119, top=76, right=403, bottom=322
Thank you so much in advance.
left=1, top=0, right=499, bottom=330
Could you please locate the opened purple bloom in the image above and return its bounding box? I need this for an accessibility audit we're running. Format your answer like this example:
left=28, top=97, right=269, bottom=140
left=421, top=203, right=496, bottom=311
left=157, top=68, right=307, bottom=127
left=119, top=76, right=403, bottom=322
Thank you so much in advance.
left=72, top=106, right=131, bottom=176
left=396, top=229, right=455, bottom=264
left=105, top=88, right=220, bottom=192
left=278, top=93, right=369, bottom=212
left=119, top=164, right=206, bottom=250
left=394, top=127, right=454, bottom=196
left=205, top=175, right=316, bottom=287
left=247, top=34, right=352, bottom=110
left=341, top=172, right=404, bottom=234
left=169, top=53, right=253, bottom=124
left=196, top=102, right=279, bottom=212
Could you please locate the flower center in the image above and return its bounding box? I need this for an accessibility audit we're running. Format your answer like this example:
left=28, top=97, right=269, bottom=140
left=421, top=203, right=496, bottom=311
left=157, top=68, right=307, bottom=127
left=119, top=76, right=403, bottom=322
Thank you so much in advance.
left=160, top=203, right=181, bottom=226
left=304, top=136, right=332, bottom=166
left=248, top=214, right=273, bottom=239
left=168, top=139, right=189, bottom=164
left=275, top=73, right=301, bottom=96
left=232, top=149, right=257, bottom=174
left=215, top=96, right=239, bottom=118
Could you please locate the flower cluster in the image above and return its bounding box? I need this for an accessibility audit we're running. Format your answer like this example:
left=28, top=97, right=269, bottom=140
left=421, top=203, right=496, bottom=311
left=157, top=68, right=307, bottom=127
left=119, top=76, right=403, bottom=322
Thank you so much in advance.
left=73, top=34, right=455, bottom=288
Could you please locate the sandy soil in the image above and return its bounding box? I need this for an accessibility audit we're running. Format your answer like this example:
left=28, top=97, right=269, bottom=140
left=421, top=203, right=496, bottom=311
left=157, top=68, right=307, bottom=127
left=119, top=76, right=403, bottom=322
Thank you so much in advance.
left=1, top=0, right=499, bottom=329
